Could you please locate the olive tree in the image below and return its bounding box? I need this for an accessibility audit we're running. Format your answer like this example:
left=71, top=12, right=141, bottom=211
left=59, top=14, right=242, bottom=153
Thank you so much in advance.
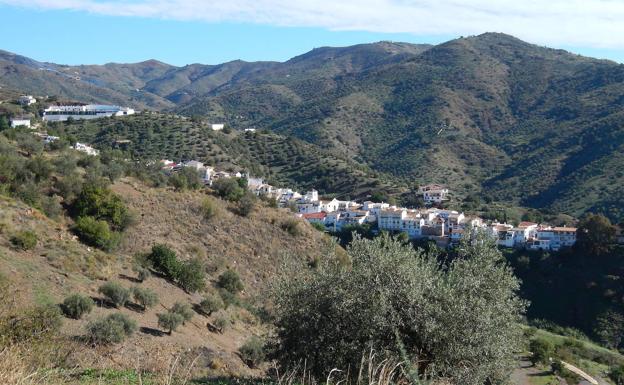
left=271, top=232, right=526, bottom=385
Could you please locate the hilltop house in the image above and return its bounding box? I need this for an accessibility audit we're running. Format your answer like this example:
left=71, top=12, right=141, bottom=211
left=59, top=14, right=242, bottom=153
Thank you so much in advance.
left=527, top=227, right=577, bottom=251
left=419, top=184, right=449, bottom=204
left=210, top=124, right=224, bottom=131
left=18, top=95, right=36, bottom=106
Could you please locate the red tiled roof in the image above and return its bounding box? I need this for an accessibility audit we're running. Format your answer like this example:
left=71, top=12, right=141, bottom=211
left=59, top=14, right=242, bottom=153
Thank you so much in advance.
left=303, top=212, right=326, bottom=220
left=518, top=221, right=537, bottom=228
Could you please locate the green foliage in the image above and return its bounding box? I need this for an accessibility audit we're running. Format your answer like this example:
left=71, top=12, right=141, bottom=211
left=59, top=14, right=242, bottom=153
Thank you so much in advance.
left=576, top=213, right=617, bottom=255
left=529, top=338, right=554, bottom=365
left=170, top=302, right=194, bottom=324
left=71, top=184, right=131, bottom=231
left=239, top=336, right=266, bottom=368
left=1, top=303, right=63, bottom=343
left=133, top=265, right=151, bottom=282
left=200, top=197, right=218, bottom=220
left=198, top=293, right=224, bottom=316
left=132, top=286, right=159, bottom=311
left=87, top=313, right=137, bottom=345
left=146, top=244, right=180, bottom=280
left=212, top=178, right=245, bottom=202
left=73, top=216, right=120, bottom=251
left=310, top=222, right=326, bottom=232
left=280, top=218, right=302, bottom=236
left=610, top=365, right=624, bottom=385
left=0, top=116, right=8, bottom=131
left=10, top=230, right=37, bottom=250
left=169, top=167, right=202, bottom=191
left=218, top=269, right=244, bottom=294
left=62, top=294, right=94, bottom=319
left=272, top=232, right=525, bottom=383
left=236, top=192, right=256, bottom=217
left=157, top=311, right=184, bottom=334
left=214, top=313, right=230, bottom=330
left=594, top=310, right=624, bottom=349
left=177, top=258, right=206, bottom=293
left=98, top=281, right=131, bottom=308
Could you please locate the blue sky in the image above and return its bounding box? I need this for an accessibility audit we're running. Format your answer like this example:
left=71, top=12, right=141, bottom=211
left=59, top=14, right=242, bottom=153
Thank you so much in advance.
left=1, top=1, right=624, bottom=66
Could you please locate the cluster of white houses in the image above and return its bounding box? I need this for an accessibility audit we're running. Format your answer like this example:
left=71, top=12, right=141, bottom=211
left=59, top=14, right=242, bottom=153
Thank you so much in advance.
left=164, top=159, right=577, bottom=251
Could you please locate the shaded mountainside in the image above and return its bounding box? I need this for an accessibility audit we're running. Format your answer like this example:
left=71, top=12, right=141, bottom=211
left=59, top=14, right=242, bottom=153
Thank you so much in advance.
left=2, top=34, right=624, bottom=220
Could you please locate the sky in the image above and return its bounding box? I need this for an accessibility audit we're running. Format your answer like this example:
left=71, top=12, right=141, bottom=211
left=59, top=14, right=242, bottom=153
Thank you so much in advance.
left=1, top=0, right=624, bottom=66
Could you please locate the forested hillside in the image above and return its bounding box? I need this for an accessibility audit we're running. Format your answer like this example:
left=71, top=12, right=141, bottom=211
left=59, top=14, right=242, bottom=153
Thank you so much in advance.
left=2, top=33, right=624, bottom=221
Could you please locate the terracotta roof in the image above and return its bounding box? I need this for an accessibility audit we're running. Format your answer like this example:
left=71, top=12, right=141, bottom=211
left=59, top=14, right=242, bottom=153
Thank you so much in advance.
left=553, top=227, right=577, bottom=232
left=303, top=212, right=326, bottom=220
left=518, top=221, right=537, bottom=228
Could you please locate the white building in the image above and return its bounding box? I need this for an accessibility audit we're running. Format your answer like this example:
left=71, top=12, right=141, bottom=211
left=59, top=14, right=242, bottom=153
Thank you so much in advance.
left=18, top=95, right=36, bottom=106
left=210, top=124, right=225, bottom=131
left=244, top=128, right=256, bottom=132
left=73, top=142, right=99, bottom=156
left=303, top=190, right=319, bottom=202
left=528, top=227, right=577, bottom=251
left=10, top=118, right=30, bottom=128
left=43, top=104, right=135, bottom=122
left=419, top=184, right=450, bottom=204
left=44, top=135, right=59, bottom=144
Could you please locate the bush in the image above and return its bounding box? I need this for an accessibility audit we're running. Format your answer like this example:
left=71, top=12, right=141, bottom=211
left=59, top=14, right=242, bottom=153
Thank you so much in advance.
left=199, top=293, right=224, bottom=316
left=146, top=244, right=180, bottom=280
left=214, top=313, right=230, bottom=330
left=98, top=281, right=131, bottom=308
left=218, top=270, right=244, bottom=294
left=201, top=197, right=219, bottom=220
left=170, top=302, right=194, bottom=324
left=177, top=258, right=206, bottom=293
left=529, top=338, right=554, bottom=365
left=610, top=365, right=624, bottom=385
left=71, top=184, right=131, bottom=231
left=239, top=336, right=266, bottom=368
left=2, top=304, right=63, bottom=343
left=133, top=265, right=151, bottom=282
left=42, top=195, right=63, bottom=219
left=212, top=178, right=245, bottom=202
left=73, top=216, right=120, bottom=251
left=132, top=286, right=159, bottom=311
left=10, top=230, right=38, bottom=250
left=87, top=313, right=136, bottom=344
left=281, top=219, right=302, bottom=236
left=310, top=222, right=326, bottom=232
left=237, top=193, right=256, bottom=217
left=157, top=311, right=184, bottom=334
left=62, top=293, right=94, bottom=319
left=271, top=232, right=526, bottom=383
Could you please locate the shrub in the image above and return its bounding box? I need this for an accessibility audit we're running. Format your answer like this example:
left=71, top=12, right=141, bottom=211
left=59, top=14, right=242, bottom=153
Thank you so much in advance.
left=87, top=313, right=136, bottom=345
left=71, top=184, right=131, bottom=231
left=201, top=197, right=218, bottom=220
left=214, top=313, right=230, bottom=330
left=146, top=244, right=180, bottom=280
left=73, top=216, right=120, bottom=251
left=98, top=281, right=131, bottom=308
left=610, top=365, right=624, bottom=385
left=132, top=287, right=159, bottom=311
left=2, top=304, right=63, bottom=343
left=10, top=230, right=37, bottom=250
left=170, top=302, right=194, bottom=324
left=271, top=232, right=526, bottom=383
left=281, top=219, right=302, bottom=236
left=157, top=312, right=184, bottom=334
left=133, top=265, right=151, bottom=282
left=218, top=270, right=244, bottom=294
left=62, top=293, right=94, bottom=319
left=177, top=258, right=206, bottom=293
left=237, top=193, right=256, bottom=217
left=212, top=178, right=245, bottom=202
left=199, top=293, right=224, bottom=316
left=310, top=222, right=326, bottom=232
left=239, top=336, right=266, bottom=368
left=529, top=338, right=554, bottom=365
left=42, top=195, right=63, bottom=219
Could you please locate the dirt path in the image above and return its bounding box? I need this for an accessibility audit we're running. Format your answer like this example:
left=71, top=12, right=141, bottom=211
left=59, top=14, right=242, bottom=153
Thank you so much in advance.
left=512, top=356, right=566, bottom=385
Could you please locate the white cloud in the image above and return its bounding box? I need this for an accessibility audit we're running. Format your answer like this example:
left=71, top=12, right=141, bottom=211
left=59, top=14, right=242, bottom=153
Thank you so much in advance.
left=4, top=0, right=624, bottom=49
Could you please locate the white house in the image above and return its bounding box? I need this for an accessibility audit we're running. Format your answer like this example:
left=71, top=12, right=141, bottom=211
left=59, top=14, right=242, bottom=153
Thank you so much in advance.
left=244, top=128, right=256, bottom=132
left=419, top=184, right=449, bottom=204
left=44, top=135, right=59, bottom=144
left=10, top=118, right=31, bottom=128
left=18, top=95, right=36, bottom=106
left=529, top=227, right=577, bottom=251
left=73, top=142, right=99, bottom=156
left=210, top=124, right=225, bottom=131
left=303, top=190, right=319, bottom=202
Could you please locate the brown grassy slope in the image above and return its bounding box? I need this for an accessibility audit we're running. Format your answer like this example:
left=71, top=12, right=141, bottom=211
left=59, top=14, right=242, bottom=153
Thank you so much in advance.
left=0, top=180, right=331, bottom=379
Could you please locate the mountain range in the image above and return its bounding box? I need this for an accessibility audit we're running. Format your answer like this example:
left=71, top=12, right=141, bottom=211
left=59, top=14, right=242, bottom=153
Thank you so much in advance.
left=2, top=33, right=624, bottom=221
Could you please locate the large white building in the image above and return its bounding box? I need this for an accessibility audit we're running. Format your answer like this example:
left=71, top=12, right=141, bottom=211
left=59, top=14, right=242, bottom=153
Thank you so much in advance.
left=10, top=117, right=31, bottom=128
left=43, top=104, right=135, bottom=122
left=419, top=184, right=450, bottom=204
